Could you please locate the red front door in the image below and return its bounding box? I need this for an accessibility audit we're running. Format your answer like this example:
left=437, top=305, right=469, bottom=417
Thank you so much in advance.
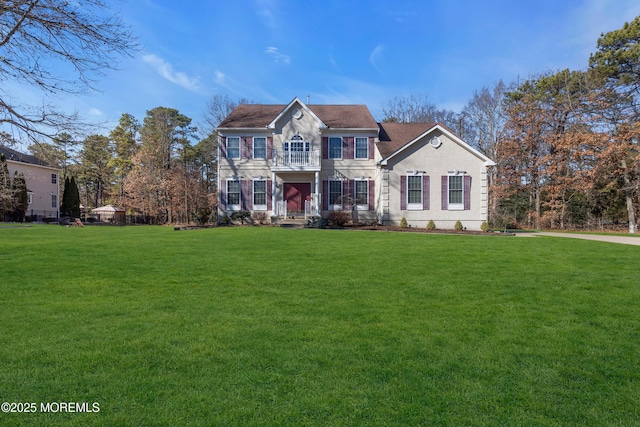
left=283, top=182, right=311, bottom=214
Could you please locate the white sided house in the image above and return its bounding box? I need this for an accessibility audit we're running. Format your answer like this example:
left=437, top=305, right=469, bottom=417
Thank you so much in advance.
left=1, top=145, right=61, bottom=221
left=217, top=98, right=495, bottom=230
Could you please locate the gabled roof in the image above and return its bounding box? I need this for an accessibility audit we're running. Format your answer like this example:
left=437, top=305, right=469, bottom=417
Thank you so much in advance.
left=377, top=122, right=495, bottom=166
left=218, top=100, right=378, bottom=130
left=0, top=145, right=53, bottom=168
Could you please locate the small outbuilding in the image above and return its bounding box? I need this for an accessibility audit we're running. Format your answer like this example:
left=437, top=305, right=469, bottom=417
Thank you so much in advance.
left=91, top=205, right=125, bottom=223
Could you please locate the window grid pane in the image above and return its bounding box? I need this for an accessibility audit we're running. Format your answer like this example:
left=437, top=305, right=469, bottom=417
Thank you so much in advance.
left=449, top=176, right=463, bottom=204
left=253, top=180, right=266, bottom=206
left=329, top=138, right=342, bottom=159
left=329, top=180, right=342, bottom=204
left=227, top=137, right=240, bottom=159
left=355, top=137, right=368, bottom=159
left=254, top=137, right=266, bottom=159
left=227, top=180, right=240, bottom=205
left=407, top=176, right=422, bottom=204
left=355, top=180, right=368, bottom=205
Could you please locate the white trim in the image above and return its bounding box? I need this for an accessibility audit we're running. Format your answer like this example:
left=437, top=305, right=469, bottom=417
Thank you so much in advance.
left=226, top=136, right=241, bottom=160
left=327, top=179, right=342, bottom=211
left=226, top=179, right=241, bottom=210
left=328, top=137, right=342, bottom=159
left=253, top=136, right=267, bottom=159
left=406, top=175, right=422, bottom=211
left=354, top=179, right=369, bottom=211
left=252, top=178, right=268, bottom=211
left=354, top=136, right=369, bottom=159
left=267, top=97, right=327, bottom=130
left=447, top=174, right=464, bottom=211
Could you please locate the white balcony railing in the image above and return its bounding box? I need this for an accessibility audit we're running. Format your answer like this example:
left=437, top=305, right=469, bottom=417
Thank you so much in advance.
left=272, top=150, right=320, bottom=168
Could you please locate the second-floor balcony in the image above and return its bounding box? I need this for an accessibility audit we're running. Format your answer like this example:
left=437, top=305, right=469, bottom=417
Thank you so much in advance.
left=271, top=149, right=321, bottom=171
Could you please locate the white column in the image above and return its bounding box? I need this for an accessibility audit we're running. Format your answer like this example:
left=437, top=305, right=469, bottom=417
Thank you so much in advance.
left=315, top=171, right=320, bottom=212
left=272, top=172, right=277, bottom=215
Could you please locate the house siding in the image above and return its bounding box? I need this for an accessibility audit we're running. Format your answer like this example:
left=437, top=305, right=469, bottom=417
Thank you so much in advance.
left=217, top=98, right=492, bottom=229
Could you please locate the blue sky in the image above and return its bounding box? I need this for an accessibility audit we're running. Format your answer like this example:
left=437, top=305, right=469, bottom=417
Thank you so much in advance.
left=12, top=0, right=640, bottom=142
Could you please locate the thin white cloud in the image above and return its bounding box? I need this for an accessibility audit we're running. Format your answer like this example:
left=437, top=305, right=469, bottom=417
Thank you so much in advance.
left=142, top=54, right=201, bottom=92
left=88, top=108, right=103, bottom=117
left=369, top=44, right=386, bottom=75
left=255, top=0, right=279, bottom=30
left=266, top=47, right=291, bottom=64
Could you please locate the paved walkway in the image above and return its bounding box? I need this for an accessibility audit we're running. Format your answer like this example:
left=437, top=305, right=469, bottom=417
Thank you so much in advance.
left=520, top=231, right=640, bottom=246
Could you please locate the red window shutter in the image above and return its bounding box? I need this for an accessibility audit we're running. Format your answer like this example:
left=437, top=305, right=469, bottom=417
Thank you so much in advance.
left=368, top=180, right=375, bottom=211
left=368, top=137, right=375, bottom=160
left=464, top=175, right=471, bottom=210
left=220, top=137, right=227, bottom=158
left=267, top=180, right=273, bottom=210
left=344, top=137, right=354, bottom=159
left=423, top=175, right=430, bottom=210
left=241, top=137, right=251, bottom=159
left=323, top=180, right=328, bottom=209
left=342, top=180, right=351, bottom=209
left=400, top=175, right=407, bottom=210
left=267, top=137, right=273, bottom=160
left=441, top=176, right=448, bottom=210
left=322, top=137, right=329, bottom=159
left=241, top=180, right=252, bottom=210
left=220, top=187, right=226, bottom=210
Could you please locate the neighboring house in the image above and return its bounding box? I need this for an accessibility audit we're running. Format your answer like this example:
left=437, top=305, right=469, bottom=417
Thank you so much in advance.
left=217, top=97, right=495, bottom=230
left=0, top=145, right=61, bottom=221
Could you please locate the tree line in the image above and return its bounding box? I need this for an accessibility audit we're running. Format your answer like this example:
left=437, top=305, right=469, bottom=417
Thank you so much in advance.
left=1, top=1, right=638, bottom=230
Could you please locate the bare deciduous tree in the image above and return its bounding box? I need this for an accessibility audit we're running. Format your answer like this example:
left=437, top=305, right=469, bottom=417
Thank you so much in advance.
left=0, top=0, right=137, bottom=142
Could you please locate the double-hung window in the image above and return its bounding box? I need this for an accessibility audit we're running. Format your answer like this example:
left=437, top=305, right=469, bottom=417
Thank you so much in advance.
left=355, top=137, right=368, bottom=159
left=51, top=173, right=57, bottom=184
left=448, top=175, right=464, bottom=210
left=328, top=180, right=342, bottom=208
left=407, top=176, right=422, bottom=210
left=226, top=179, right=240, bottom=208
left=329, top=137, right=342, bottom=159
left=51, top=194, right=58, bottom=209
left=253, top=180, right=267, bottom=210
left=355, top=180, right=368, bottom=210
left=226, top=137, right=240, bottom=159
left=253, top=137, right=266, bottom=159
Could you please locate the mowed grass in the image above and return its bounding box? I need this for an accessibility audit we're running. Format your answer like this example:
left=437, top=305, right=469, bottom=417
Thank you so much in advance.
left=0, top=225, right=639, bottom=426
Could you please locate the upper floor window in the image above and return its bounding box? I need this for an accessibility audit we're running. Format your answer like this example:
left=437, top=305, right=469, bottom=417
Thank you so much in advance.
left=253, top=137, right=266, bottom=159
left=355, top=137, right=368, bottom=159
left=329, top=137, right=342, bottom=159
left=51, top=173, right=57, bottom=184
left=226, top=137, right=240, bottom=159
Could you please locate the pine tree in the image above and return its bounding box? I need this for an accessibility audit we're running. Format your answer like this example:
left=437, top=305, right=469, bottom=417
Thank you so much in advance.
left=11, top=172, right=28, bottom=222
left=60, top=176, right=71, bottom=217
left=0, top=154, right=12, bottom=220
left=68, top=177, right=81, bottom=218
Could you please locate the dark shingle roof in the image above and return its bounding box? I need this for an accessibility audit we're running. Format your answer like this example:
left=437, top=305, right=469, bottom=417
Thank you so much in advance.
left=376, top=122, right=438, bottom=159
left=0, top=145, right=52, bottom=167
left=218, top=104, right=378, bottom=129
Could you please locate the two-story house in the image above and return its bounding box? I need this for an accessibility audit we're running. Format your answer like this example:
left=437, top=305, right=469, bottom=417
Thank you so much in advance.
left=217, top=97, right=495, bottom=230
left=1, top=145, right=61, bottom=221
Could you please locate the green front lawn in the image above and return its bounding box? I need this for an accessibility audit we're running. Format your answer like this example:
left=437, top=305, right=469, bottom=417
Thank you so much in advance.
left=1, top=226, right=638, bottom=425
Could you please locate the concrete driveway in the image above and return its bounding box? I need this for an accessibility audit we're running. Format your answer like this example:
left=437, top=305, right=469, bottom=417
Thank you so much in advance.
left=521, top=231, right=640, bottom=246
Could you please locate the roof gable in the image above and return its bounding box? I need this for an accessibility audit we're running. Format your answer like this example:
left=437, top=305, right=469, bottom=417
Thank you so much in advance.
left=217, top=99, right=378, bottom=130
left=0, top=145, right=54, bottom=168
left=377, top=122, right=495, bottom=166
